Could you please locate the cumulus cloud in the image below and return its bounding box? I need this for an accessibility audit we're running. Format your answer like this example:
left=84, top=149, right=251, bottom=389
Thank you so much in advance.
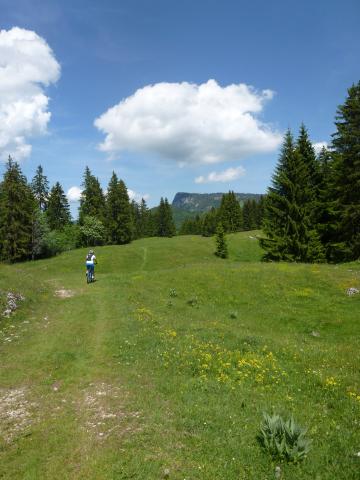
left=0, top=27, right=60, bottom=161
left=128, top=189, right=150, bottom=203
left=94, top=79, right=282, bottom=165
left=313, top=141, right=328, bottom=155
left=67, top=186, right=82, bottom=202
left=195, top=166, right=246, bottom=184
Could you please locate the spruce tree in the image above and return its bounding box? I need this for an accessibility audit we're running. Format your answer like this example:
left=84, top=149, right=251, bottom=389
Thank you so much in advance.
left=260, top=131, right=325, bottom=262
left=219, top=191, right=243, bottom=232
left=131, top=200, right=141, bottom=240
left=316, top=147, right=337, bottom=259
left=78, top=166, right=106, bottom=225
left=46, top=182, right=71, bottom=231
left=202, top=207, right=219, bottom=237
left=296, top=124, right=320, bottom=194
left=330, top=81, right=360, bottom=260
left=139, top=198, right=152, bottom=237
left=215, top=223, right=228, bottom=258
left=243, top=199, right=257, bottom=231
left=105, top=172, right=133, bottom=244
left=31, top=165, right=49, bottom=211
left=0, top=157, right=36, bottom=262
left=255, top=195, right=266, bottom=228
left=157, top=197, right=176, bottom=237
left=179, top=215, right=202, bottom=235
left=31, top=210, right=51, bottom=260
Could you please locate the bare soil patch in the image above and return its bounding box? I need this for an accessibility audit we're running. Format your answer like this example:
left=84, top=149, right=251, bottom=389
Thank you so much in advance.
left=0, top=387, right=37, bottom=443
left=54, top=289, right=74, bottom=298
left=80, top=382, right=141, bottom=441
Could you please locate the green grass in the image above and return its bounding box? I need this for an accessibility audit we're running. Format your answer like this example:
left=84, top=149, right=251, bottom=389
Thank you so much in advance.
left=0, top=232, right=359, bottom=479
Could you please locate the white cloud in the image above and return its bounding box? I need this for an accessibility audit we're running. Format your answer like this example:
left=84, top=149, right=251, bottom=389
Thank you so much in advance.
left=195, top=166, right=246, bottom=184
left=0, top=27, right=60, bottom=161
left=313, top=141, right=328, bottom=155
left=128, top=189, right=150, bottom=203
left=67, top=186, right=82, bottom=202
left=94, top=79, right=282, bottom=165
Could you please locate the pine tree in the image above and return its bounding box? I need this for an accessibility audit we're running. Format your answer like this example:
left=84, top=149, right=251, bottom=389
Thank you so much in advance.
left=31, top=165, right=49, bottom=211
left=46, top=182, right=71, bottom=230
left=219, top=191, right=243, bottom=232
left=215, top=223, right=228, bottom=258
left=0, top=157, right=36, bottom=262
left=105, top=172, right=133, bottom=244
left=260, top=131, right=325, bottom=262
left=330, top=81, right=360, bottom=260
left=78, top=166, right=106, bottom=225
left=157, top=197, right=176, bottom=237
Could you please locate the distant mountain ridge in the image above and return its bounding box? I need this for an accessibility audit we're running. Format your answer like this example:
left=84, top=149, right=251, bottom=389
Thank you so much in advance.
left=172, top=192, right=263, bottom=213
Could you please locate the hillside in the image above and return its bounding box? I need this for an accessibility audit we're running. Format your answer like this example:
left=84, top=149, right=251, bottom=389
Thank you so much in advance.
left=172, top=192, right=264, bottom=212
left=0, top=233, right=359, bottom=479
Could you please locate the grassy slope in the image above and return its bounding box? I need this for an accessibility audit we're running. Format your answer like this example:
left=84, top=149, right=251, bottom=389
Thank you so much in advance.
left=0, top=232, right=359, bottom=479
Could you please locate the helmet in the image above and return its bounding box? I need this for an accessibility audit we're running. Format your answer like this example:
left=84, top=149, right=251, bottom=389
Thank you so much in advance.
left=89, top=250, right=94, bottom=254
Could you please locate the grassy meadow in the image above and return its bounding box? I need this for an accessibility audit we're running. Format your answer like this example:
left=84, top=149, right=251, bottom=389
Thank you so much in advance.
left=0, top=232, right=359, bottom=479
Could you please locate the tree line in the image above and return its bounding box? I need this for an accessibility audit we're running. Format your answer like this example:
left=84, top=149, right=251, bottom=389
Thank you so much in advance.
left=178, top=193, right=265, bottom=237
left=1, top=80, right=358, bottom=264
left=0, top=163, right=176, bottom=263
left=260, top=81, right=360, bottom=263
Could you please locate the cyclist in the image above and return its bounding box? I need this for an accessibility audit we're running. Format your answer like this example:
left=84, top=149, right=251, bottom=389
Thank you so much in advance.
left=85, top=249, right=97, bottom=281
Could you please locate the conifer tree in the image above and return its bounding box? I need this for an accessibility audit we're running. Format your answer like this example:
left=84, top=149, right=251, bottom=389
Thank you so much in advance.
left=131, top=200, right=141, bottom=240
left=79, top=166, right=106, bottom=224
left=31, top=210, right=51, bottom=260
left=157, top=197, right=176, bottom=237
left=316, top=147, right=337, bottom=259
left=105, top=172, right=133, bottom=244
left=296, top=124, right=320, bottom=193
left=46, top=182, right=71, bottom=231
left=0, top=157, right=36, bottom=262
left=31, top=165, right=49, bottom=211
left=147, top=210, right=157, bottom=237
left=260, top=131, right=325, bottom=262
left=179, top=215, right=202, bottom=235
left=131, top=198, right=153, bottom=238
left=255, top=195, right=266, bottom=228
left=202, top=207, right=219, bottom=236
left=243, top=199, right=257, bottom=231
left=215, top=223, right=228, bottom=258
left=330, top=81, right=360, bottom=260
left=139, top=198, right=152, bottom=237
left=219, top=191, right=243, bottom=232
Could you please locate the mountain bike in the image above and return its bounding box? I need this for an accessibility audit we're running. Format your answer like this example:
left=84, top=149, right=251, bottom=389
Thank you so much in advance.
left=86, top=267, right=94, bottom=284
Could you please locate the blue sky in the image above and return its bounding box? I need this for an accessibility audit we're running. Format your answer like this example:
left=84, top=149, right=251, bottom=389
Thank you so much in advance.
left=0, top=0, right=359, bottom=215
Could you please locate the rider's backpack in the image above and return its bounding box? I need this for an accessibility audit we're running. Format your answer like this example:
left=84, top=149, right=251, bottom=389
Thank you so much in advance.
left=86, top=253, right=92, bottom=262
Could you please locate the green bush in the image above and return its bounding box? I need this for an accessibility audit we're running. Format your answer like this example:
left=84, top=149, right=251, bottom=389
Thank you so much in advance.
left=258, top=413, right=311, bottom=462
left=42, top=224, right=80, bottom=256
left=79, top=216, right=106, bottom=247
